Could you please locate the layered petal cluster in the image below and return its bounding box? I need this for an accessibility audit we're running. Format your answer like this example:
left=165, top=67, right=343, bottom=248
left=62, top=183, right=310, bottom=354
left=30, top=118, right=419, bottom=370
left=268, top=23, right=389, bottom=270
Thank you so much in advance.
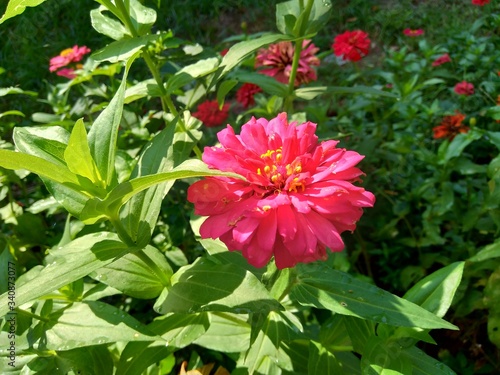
left=432, top=53, right=451, bottom=67
left=187, top=113, right=375, bottom=269
left=236, top=83, right=262, bottom=108
left=332, top=30, right=371, bottom=62
left=433, top=112, right=469, bottom=140
left=255, top=40, right=320, bottom=86
left=49, top=45, right=91, bottom=79
left=193, top=100, right=230, bottom=127
left=454, top=81, right=474, bottom=96
left=403, top=28, right=424, bottom=37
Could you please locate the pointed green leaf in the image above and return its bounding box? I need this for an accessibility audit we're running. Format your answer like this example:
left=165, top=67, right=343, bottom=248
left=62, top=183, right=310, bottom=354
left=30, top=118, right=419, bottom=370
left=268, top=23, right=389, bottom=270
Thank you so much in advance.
left=166, top=58, right=220, bottom=94
left=87, top=54, right=138, bottom=187
left=90, top=6, right=129, bottom=40
left=149, top=312, right=210, bottom=348
left=308, top=341, right=343, bottom=375
left=0, top=0, right=47, bottom=24
left=403, top=262, right=464, bottom=318
left=65, top=119, right=103, bottom=187
left=13, top=125, right=69, bottom=166
left=361, top=336, right=413, bottom=375
left=469, top=239, right=500, bottom=262
left=290, top=263, right=457, bottom=330
left=217, top=79, right=238, bottom=107
left=231, top=71, right=288, bottom=97
left=116, top=341, right=173, bottom=375
left=294, top=85, right=399, bottom=100
left=401, top=347, right=456, bottom=375
left=91, top=34, right=160, bottom=63
left=0, top=232, right=134, bottom=316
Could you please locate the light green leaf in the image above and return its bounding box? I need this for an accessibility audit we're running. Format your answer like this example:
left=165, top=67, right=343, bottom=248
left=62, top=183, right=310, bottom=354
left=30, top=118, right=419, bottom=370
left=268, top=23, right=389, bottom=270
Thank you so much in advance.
left=39, top=301, right=160, bottom=351
left=0, top=0, right=47, bottom=24
left=308, top=341, right=342, bottom=375
left=294, top=85, right=399, bottom=100
left=231, top=71, right=288, bottom=97
left=116, top=341, right=173, bottom=375
left=403, top=262, right=464, bottom=318
left=469, top=239, right=500, bottom=262
left=276, top=0, right=332, bottom=37
left=0, top=232, right=134, bottom=317
left=88, top=54, right=137, bottom=188
left=64, top=119, right=103, bottom=187
left=166, top=58, right=220, bottom=94
left=90, top=6, right=129, bottom=40
left=149, top=312, right=210, bottom=348
left=155, top=256, right=282, bottom=315
left=124, top=78, right=159, bottom=103
left=91, top=34, right=159, bottom=63
left=219, top=33, right=294, bottom=77
left=217, top=79, right=238, bottom=107
left=0, top=87, right=37, bottom=96
left=128, top=0, right=156, bottom=35
left=402, top=347, right=456, bottom=375
left=90, top=245, right=172, bottom=299
left=290, top=263, right=457, bottom=330
left=13, top=125, right=69, bottom=166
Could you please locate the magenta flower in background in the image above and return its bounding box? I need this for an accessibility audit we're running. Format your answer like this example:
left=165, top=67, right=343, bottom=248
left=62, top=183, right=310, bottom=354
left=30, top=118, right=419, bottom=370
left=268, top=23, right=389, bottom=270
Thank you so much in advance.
left=187, top=113, right=375, bottom=269
left=432, top=53, right=451, bottom=67
left=332, top=30, right=371, bottom=62
left=454, top=81, right=474, bottom=96
left=472, top=0, right=490, bottom=5
left=49, top=45, right=91, bottom=78
left=255, top=40, right=320, bottom=86
left=403, top=28, right=424, bottom=37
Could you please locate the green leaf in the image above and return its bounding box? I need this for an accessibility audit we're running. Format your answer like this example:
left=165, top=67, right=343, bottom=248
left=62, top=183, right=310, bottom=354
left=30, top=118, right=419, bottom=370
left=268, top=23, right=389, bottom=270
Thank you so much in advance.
left=119, top=120, right=176, bottom=247
left=90, top=245, right=172, bottom=299
left=290, top=263, right=457, bottom=330
left=166, top=58, right=220, bottom=94
left=87, top=54, right=137, bottom=188
left=469, top=239, right=500, bottom=262
left=90, top=6, right=129, bottom=40
left=440, top=129, right=482, bottom=164
left=0, top=232, right=134, bottom=317
left=13, top=125, right=69, bottom=166
left=217, top=79, right=239, bottom=107
left=64, top=119, right=103, bottom=187
left=276, top=0, right=332, bottom=37
left=403, top=262, right=464, bottom=318
left=193, top=312, right=251, bottom=353
left=308, top=341, right=342, bottom=375
left=294, top=86, right=399, bottom=100
left=319, top=314, right=352, bottom=350
left=91, top=34, right=159, bottom=63
left=116, top=342, right=172, bottom=375
left=361, top=336, right=413, bottom=375
left=38, top=301, right=160, bottom=351
left=231, top=71, right=289, bottom=97
left=401, top=346, right=456, bottom=375
left=0, top=87, right=37, bottom=96
left=344, top=316, right=375, bottom=354
left=155, top=256, right=282, bottom=315
left=0, top=0, right=47, bottom=24
left=149, top=312, right=210, bottom=348
left=128, top=0, right=156, bottom=35
left=80, top=159, right=244, bottom=224
left=219, top=33, right=294, bottom=77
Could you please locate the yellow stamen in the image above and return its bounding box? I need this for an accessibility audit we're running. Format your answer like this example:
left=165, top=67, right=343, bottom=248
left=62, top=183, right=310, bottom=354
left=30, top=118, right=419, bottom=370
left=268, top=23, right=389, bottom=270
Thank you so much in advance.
left=264, top=165, right=271, bottom=174
left=289, top=178, right=305, bottom=193
left=60, top=48, right=74, bottom=56
left=262, top=205, right=271, bottom=211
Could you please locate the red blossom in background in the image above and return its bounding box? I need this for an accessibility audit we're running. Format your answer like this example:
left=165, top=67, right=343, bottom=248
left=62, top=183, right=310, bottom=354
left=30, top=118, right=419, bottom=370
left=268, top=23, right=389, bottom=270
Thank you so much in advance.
left=49, top=45, right=91, bottom=78
left=236, top=83, right=262, bottom=108
left=332, top=30, right=371, bottom=62
left=255, top=40, right=320, bottom=86
left=454, top=81, right=474, bottom=96
left=187, top=113, right=375, bottom=269
left=433, top=112, right=469, bottom=140
left=403, top=28, right=424, bottom=37
left=432, top=53, right=451, bottom=67
left=193, top=100, right=230, bottom=127
left=472, top=0, right=490, bottom=5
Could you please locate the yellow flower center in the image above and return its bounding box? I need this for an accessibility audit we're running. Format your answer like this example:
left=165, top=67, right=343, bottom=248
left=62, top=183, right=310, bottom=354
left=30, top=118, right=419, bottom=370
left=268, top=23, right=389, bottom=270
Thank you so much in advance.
left=258, top=147, right=305, bottom=193
left=60, top=48, right=74, bottom=57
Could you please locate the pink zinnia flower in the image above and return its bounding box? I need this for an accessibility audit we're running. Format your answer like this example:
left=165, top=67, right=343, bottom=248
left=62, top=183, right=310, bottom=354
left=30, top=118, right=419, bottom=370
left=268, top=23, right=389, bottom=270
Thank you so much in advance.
left=56, top=68, right=77, bottom=79
left=255, top=40, right=320, bottom=86
left=403, top=29, right=424, bottom=37
left=332, top=30, right=371, bottom=62
left=236, top=83, right=262, bottom=108
left=472, top=0, right=489, bottom=5
left=49, top=45, right=91, bottom=78
left=193, top=100, right=230, bottom=127
left=454, top=81, right=474, bottom=96
left=432, top=53, right=451, bottom=67
left=187, top=113, right=375, bottom=269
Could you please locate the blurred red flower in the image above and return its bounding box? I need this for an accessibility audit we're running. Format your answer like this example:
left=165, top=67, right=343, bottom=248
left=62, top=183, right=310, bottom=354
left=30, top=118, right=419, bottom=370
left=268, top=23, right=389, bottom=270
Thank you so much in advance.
left=403, top=29, right=424, bottom=37
left=193, top=100, right=230, bottom=128
left=432, top=53, right=451, bottom=67
left=472, top=0, right=490, bottom=5
left=332, top=30, right=371, bottom=62
left=454, top=81, right=474, bottom=96
left=433, top=112, right=469, bottom=140
left=49, top=45, right=91, bottom=78
left=236, top=83, right=262, bottom=108
left=255, top=40, right=320, bottom=86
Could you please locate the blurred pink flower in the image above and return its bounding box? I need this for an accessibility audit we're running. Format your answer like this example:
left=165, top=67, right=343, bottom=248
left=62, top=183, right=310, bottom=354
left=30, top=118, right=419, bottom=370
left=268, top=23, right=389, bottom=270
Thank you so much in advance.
left=193, top=100, right=230, bottom=127
left=403, top=28, right=424, bottom=37
left=472, top=0, right=490, bottom=5
left=236, top=83, right=262, bottom=108
left=49, top=45, right=91, bottom=78
left=187, top=113, right=375, bottom=269
left=454, top=81, right=474, bottom=96
left=255, top=40, right=320, bottom=86
left=432, top=53, right=451, bottom=67
left=332, top=30, right=371, bottom=62
left=56, top=68, right=77, bottom=79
